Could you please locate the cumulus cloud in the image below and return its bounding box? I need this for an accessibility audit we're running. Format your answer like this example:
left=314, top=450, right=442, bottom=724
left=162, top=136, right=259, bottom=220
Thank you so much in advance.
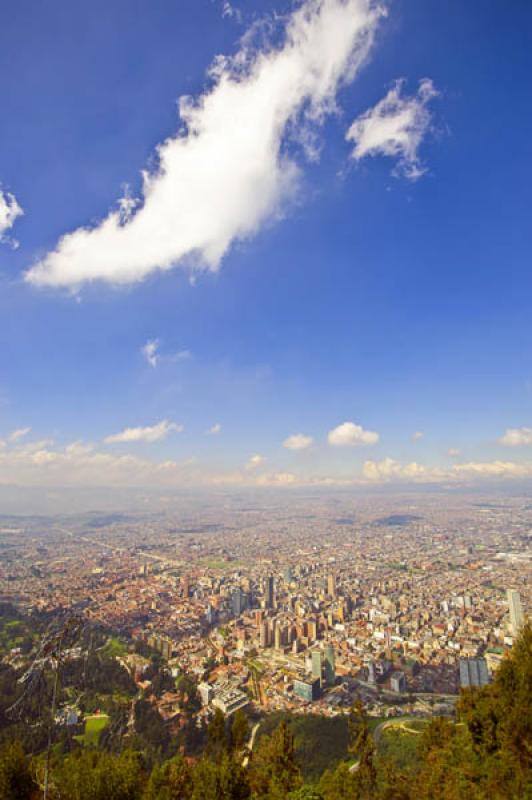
left=283, top=432, right=313, bottom=450
left=0, top=188, right=23, bottom=245
left=141, top=339, right=160, bottom=367
left=8, top=427, right=32, bottom=443
left=362, top=457, right=532, bottom=484
left=104, top=420, right=183, bottom=444
left=256, top=471, right=297, bottom=485
left=246, top=453, right=265, bottom=470
left=206, top=423, right=222, bottom=435
left=363, top=457, right=430, bottom=482
left=346, top=78, right=438, bottom=180
left=328, top=421, right=379, bottom=447
left=499, top=427, right=532, bottom=447
left=25, top=0, right=383, bottom=289
left=411, top=431, right=424, bottom=442
left=2, top=431, right=532, bottom=491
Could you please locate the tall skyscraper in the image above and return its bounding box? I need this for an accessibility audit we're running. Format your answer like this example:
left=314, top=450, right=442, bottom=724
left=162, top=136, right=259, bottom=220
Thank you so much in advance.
left=259, top=622, right=268, bottom=649
left=324, top=644, right=335, bottom=686
left=507, top=589, right=525, bottom=636
left=311, top=650, right=323, bottom=685
left=231, top=588, right=243, bottom=618
left=327, top=573, right=337, bottom=598
left=265, top=575, right=274, bottom=609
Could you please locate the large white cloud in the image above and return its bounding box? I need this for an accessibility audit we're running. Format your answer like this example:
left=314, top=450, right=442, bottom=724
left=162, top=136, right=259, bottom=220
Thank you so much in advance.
left=328, top=421, right=379, bottom=446
left=104, top=420, right=183, bottom=444
left=346, top=78, right=438, bottom=179
left=283, top=432, right=313, bottom=450
left=25, top=0, right=383, bottom=289
left=499, top=427, right=532, bottom=447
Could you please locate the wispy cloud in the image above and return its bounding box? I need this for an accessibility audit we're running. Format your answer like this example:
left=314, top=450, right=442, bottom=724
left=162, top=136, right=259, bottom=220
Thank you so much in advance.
left=411, top=430, right=424, bottom=442
left=206, top=423, right=222, bottom=435
left=25, top=0, right=383, bottom=289
left=141, top=339, right=160, bottom=367
left=283, top=433, right=313, bottom=450
left=328, top=421, right=379, bottom=447
left=347, top=78, right=438, bottom=180
left=141, top=338, right=191, bottom=367
left=221, top=1, right=242, bottom=22
left=499, top=427, right=532, bottom=446
left=104, top=420, right=183, bottom=444
left=0, top=188, right=23, bottom=247
left=8, top=427, right=32, bottom=443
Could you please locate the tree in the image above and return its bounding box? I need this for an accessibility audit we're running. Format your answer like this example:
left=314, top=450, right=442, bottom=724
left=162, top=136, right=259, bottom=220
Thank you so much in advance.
left=0, top=741, right=35, bottom=800
left=231, top=709, right=250, bottom=752
left=249, top=720, right=302, bottom=799
left=143, top=754, right=193, bottom=800
left=319, top=762, right=358, bottom=800
left=207, top=707, right=228, bottom=760
left=52, top=748, right=145, bottom=800
left=348, top=703, right=376, bottom=799
left=190, top=754, right=249, bottom=800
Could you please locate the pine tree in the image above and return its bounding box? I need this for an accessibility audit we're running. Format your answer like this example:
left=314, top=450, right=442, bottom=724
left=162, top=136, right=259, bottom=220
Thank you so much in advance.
left=143, top=754, right=193, bottom=800
left=0, top=741, right=35, bottom=800
left=249, top=720, right=303, bottom=799
left=231, top=709, right=250, bottom=752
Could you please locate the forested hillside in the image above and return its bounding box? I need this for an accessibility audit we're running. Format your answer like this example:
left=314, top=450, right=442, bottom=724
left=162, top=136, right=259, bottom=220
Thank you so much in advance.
left=0, top=624, right=530, bottom=799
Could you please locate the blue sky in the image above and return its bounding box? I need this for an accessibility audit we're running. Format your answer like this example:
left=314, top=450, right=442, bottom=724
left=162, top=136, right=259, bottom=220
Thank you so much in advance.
left=1, top=0, right=531, bottom=493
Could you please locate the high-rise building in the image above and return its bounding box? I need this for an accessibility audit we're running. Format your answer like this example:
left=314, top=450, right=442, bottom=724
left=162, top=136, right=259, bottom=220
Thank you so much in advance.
left=459, top=657, right=489, bottom=688
left=265, top=575, right=275, bottom=609
left=311, top=650, right=323, bottom=685
left=324, top=644, right=335, bottom=686
left=507, top=589, right=525, bottom=636
left=259, top=622, right=269, bottom=649
left=327, top=573, right=337, bottom=598
left=231, top=588, right=245, bottom=618
left=390, top=671, right=406, bottom=693
left=293, top=677, right=321, bottom=702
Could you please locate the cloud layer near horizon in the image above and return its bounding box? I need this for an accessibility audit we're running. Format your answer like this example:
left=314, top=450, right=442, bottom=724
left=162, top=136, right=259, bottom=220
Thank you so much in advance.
left=25, top=0, right=383, bottom=290
left=1, top=433, right=532, bottom=490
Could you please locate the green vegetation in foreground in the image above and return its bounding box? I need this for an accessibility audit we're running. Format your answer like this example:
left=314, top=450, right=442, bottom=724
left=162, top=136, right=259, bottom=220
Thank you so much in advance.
left=0, top=624, right=530, bottom=800
left=256, top=712, right=351, bottom=782
left=74, top=714, right=110, bottom=747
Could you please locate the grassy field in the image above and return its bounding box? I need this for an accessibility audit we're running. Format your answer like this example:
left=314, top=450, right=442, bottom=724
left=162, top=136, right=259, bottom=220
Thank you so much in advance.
left=101, top=635, right=127, bottom=659
left=196, top=557, right=246, bottom=570
left=74, top=714, right=110, bottom=746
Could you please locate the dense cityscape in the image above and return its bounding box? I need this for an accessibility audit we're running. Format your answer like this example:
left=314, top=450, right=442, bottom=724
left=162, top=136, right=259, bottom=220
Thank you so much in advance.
left=1, top=492, right=529, bottom=733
